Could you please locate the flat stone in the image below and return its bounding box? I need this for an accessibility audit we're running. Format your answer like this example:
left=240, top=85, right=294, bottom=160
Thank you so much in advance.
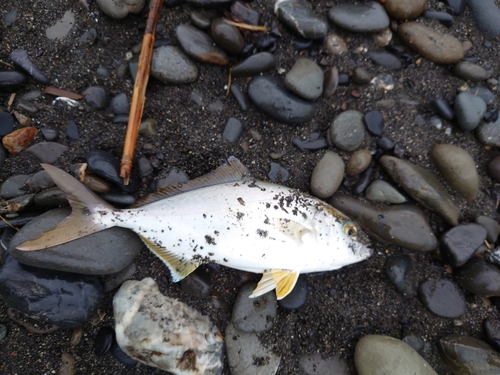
left=284, top=58, right=323, bottom=100
left=440, top=224, right=487, bottom=267
left=1, top=174, right=30, bottom=199
left=456, top=258, right=500, bottom=296
left=398, top=22, right=464, bottom=64
left=211, top=18, right=245, bottom=55
left=151, top=46, right=198, bottom=84
left=453, top=61, right=491, bottom=81
left=231, top=52, right=275, bottom=77
left=310, top=151, right=344, bottom=199
left=274, top=0, right=328, bottom=39
left=26, top=142, right=68, bottom=164
left=95, top=0, right=144, bottom=19
left=454, top=91, right=486, bottom=131
left=328, top=2, right=390, bottom=33
left=176, top=24, right=229, bottom=65
left=329, top=110, right=365, bottom=151
left=365, top=180, right=407, bottom=204
left=419, top=280, right=466, bottom=318
left=222, top=117, right=243, bottom=143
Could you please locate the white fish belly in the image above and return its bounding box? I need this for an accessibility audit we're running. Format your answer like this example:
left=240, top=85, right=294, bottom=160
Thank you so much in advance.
left=110, top=180, right=354, bottom=274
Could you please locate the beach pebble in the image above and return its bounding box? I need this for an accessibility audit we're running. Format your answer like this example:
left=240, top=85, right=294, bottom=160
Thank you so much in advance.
left=180, top=268, right=212, bottom=298
left=454, top=91, right=486, bottom=131
left=232, top=283, right=277, bottom=333
left=285, top=58, right=323, bottom=100
left=230, top=84, right=250, bottom=111
left=156, top=167, right=190, bottom=190
left=231, top=1, right=260, bottom=25
left=419, top=279, right=466, bottom=318
left=431, top=144, right=479, bottom=201
left=422, top=10, right=454, bottom=27
left=26, top=142, right=68, bottom=164
left=1, top=174, right=30, bottom=199
left=438, top=334, right=500, bottom=374
left=45, top=10, right=75, bottom=40
left=467, top=0, right=500, bottom=36
left=431, top=98, right=454, bottom=120
left=151, top=46, right=198, bottom=84
left=383, top=0, right=427, bottom=19
left=10, top=49, right=50, bottom=84
left=440, top=224, right=487, bottom=267
left=328, top=2, right=390, bottom=33
left=354, top=335, right=438, bottom=375
left=329, top=110, right=365, bottom=151
left=365, top=180, right=406, bottom=204
left=385, top=255, right=417, bottom=298
left=248, top=75, right=316, bottom=124
left=33, top=187, right=67, bottom=207
left=176, top=24, right=229, bottom=65
left=226, top=322, right=281, bottom=375
left=95, top=0, right=145, bottom=19
left=456, top=258, right=500, bottom=296
left=330, top=194, right=437, bottom=251
left=324, top=34, right=347, bottom=55
left=94, top=326, right=115, bottom=356
left=0, top=70, right=29, bottom=93
left=346, top=149, right=372, bottom=176
left=211, top=18, right=245, bottom=55
left=0, top=254, right=102, bottom=328
left=274, top=0, right=328, bottom=39
left=110, top=93, right=129, bottom=115
left=445, top=0, right=466, bottom=14
left=9, top=208, right=142, bottom=275
left=477, top=117, right=500, bottom=147
left=232, top=52, right=275, bottom=77
left=0, top=111, right=15, bottom=136
left=25, top=170, right=55, bottom=192
left=398, top=22, right=464, bottom=64
left=368, top=51, right=401, bottom=70
left=484, top=319, right=500, bottom=351
left=380, top=156, right=460, bottom=225
left=323, top=66, right=339, bottom=98
left=2, top=127, right=37, bottom=155
left=310, top=152, right=344, bottom=199
left=114, top=277, right=224, bottom=374
left=65, top=120, right=80, bottom=141
left=476, top=216, right=500, bottom=243
left=300, top=353, right=349, bottom=375
left=222, top=117, right=243, bottom=143
left=268, top=162, right=289, bottom=183
left=453, top=61, right=491, bottom=82
left=352, top=67, right=373, bottom=85
left=190, top=10, right=211, bottom=30
left=82, top=86, right=108, bottom=110
left=278, top=274, right=308, bottom=310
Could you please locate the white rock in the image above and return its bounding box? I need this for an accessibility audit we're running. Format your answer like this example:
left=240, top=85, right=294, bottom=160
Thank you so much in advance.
left=113, top=278, right=224, bottom=375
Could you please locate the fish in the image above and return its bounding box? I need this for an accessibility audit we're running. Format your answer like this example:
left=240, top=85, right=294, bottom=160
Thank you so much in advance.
left=17, top=157, right=372, bottom=299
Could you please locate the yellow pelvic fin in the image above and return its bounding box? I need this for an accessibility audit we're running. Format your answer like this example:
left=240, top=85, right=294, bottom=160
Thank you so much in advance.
left=250, top=270, right=300, bottom=300
left=139, top=235, right=200, bottom=282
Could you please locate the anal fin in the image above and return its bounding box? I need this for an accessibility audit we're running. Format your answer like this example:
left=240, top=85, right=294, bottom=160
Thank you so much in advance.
left=250, top=270, right=300, bottom=300
left=139, top=235, right=200, bottom=282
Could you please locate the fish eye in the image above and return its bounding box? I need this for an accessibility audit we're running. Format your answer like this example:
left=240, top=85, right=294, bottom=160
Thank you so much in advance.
left=343, top=222, right=357, bottom=237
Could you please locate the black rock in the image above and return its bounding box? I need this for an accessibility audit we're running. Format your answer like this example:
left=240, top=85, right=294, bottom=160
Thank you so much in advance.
left=232, top=52, right=275, bottom=77
left=338, top=72, right=350, bottom=86
left=441, top=223, right=487, bottom=267
left=10, top=49, right=50, bottom=84
left=0, top=70, right=29, bottom=93
left=377, top=136, right=394, bottom=151
left=82, top=86, right=109, bottom=110
left=368, top=51, right=402, bottom=70
left=364, top=110, right=384, bottom=136
left=278, top=274, right=308, bottom=310
left=422, top=11, right=454, bottom=27
left=231, top=1, right=260, bottom=25
left=431, top=98, right=455, bottom=120
left=385, top=255, right=417, bottom=298
left=40, top=127, right=59, bottom=141
left=94, top=327, right=115, bottom=356
left=484, top=319, right=500, bottom=351
left=255, top=34, right=279, bottom=51
left=230, top=84, right=250, bottom=111
left=0, top=255, right=102, bottom=328
left=222, top=117, right=243, bottom=143
left=186, top=0, right=232, bottom=6
left=0, top=111, right=15, bottom=137
left=419, top=279, right=466, bottom=318
left=352, top=167, right=373, bottom=195
left=456, top=258, right=500, bottom=296
left=444, top=0, right=466, bottom=15
left=110, top=341, right=138, bottom=366
left=65, top=120, right=80, bottom=141
left=180, top=268, right=212, bottom=298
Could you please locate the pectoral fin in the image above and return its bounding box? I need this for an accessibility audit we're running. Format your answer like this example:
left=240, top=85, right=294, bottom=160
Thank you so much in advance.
left=250, top=270, right=300, bottom=300
left=273, top=218, right=313, bottom=244
left=139, top=235, right=200, bottom=282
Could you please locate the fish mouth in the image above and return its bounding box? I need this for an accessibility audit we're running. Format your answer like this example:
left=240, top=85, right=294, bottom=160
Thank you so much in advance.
left=352, top=228, right=373, bottom=259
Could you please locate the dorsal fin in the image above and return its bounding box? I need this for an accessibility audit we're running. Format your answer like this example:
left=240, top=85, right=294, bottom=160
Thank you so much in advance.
left=131, top=156, right=251, bottom=208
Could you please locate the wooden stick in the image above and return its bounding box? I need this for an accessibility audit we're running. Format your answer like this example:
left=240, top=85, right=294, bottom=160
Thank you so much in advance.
left=120, top=0, right=164, bottom=185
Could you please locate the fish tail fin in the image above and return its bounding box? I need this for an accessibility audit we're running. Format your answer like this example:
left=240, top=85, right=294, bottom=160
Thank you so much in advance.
left=16, top=164, right=115, bottom=251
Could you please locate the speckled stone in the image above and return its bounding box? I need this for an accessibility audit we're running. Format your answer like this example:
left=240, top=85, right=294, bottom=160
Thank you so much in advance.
left=284, top=58, right=323, bottom=100
left=329, top=110, right=366, bottom=151
left=310, top=151, right=345, bottom=199
left=151, top=46, right=198, bottom=84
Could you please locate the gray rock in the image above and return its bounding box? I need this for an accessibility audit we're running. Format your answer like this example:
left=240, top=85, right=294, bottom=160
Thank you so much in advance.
left=383, top=0, right=427, bottom=19
left=441, top=224, right=487, bottom=267
left=329, top=110, right=365, bottom=151
left=467, top=0, right=500, bottom=36
left=346, top=149, right=372, bottom=176
left=232, top=52, right=275, bottom=78
left=365, top=180, right=407, bottom=204
left=419, top=280, right=466, bottom=318
left=226, top=322, right=281, bottom=375
left=454, top=92, right=486, bottom=131
left=274, top=0, right=328, bottom=39
left=324, top=34, right=347, bottom=55
left=310, top=151, right=344, bottom=199
left=137, top=156, right=153, bottom=177
left=284, top=58, right=323, bottom=100
left=456, top=258, right=500, bottom=296
left=1, top=174, right=30, bottom=199
left=151, top=46, right=198, bottom=84
left=278, top=274, right=308, bottom=310
left=34, top=187, right=68, bottom=207
left=110, top=93, right=129, bottom=115
left=476, top=215, right=500, bottom=243
left=330, top=194, right=437, bottom=252
left=211, top=18, right=245, bottom=55
left=300, top=354, right=349, bottom=375
left=453, top=61, right=491, bottom=82
left=95, top=0, right=145, bottom=19
left=190, top=10, right=211, bottom=30
left=431, top=143, right=479, bottom=201
left=222, top=117, right=243, bottom=143
left=248, top=75, right=316, bottom=124
left=467, top=85, right=496, bottom=105
left=176, top=24, right=229, bottom=65
left=328, top=2, right=390, bottom=33
left=398, top=22, right=464, bottom=64
left=82, top=86, right=109, bottom=110
left=354, top=335, right=438, bottom=375
left=25, top=170, right=55, bottom=192
left=114, top=278, right=224, bottom=375
left=26, top=142, right=68, bottom=164
left=379, top=156, right=460, bottom=225
left=385, top=255, right=417, bottom=298
left=232, top=283, right=277, bottom=333
left=10, top=208, right=142, bottom=275
left=477, top=117, right=500, bottom=147
left=156, top=167, right=190, bottom=191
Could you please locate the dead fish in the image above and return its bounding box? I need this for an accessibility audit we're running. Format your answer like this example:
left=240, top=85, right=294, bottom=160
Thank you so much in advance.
left=17, top=157, right=372, bottom=299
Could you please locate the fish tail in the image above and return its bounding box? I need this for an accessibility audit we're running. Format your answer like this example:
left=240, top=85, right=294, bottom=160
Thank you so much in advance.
left=16, top=163, right=115, bottom=251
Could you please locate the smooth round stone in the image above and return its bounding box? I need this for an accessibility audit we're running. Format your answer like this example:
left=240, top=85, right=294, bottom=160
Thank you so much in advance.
left=352, top=67, right=373, bottom=85
left=438, top=335, right=500, bottom=374
left=454, top=91, right=486, bottom=131
left=467, top=0, right=500, bottom=36
left=95, top=0, right=144, bottom=19
left=0, top=70, right=29, bottom=93
left=376, top=136, right=394, bottom=151
left=232, top=52, right=275, bottom=77
left=419, top=279, right=466, bottom=318
left=94, top=327, right=115, bottom=356
left=222, top=117, right=243, bottom=143
left=232, top=283, right=277, bottom=333
left=25, top=171, right=55, bottom=191
left=329, top=110, right=365, bottom=152
left=137, top=157, right=153, bottom=177
left=139, top=118, right=157, bottom=136
left=456, top=258, right=500, bottom=296
left=1, top=174, right=30, bottom=199
left=310, top=151, right=344, bottom=199
left=368, top=51, right=401, bottom=69
left=354, top=335, right=438, bottom=375
left=383, top=0, right=427, bottom=19
left=432, top=144, right=479, bottom=200
left=110, top=341, right=138, bottom=366
left=440, top=224, right=487, bottom=267
left=151, top=46, right=198, bottom=84
left=330, top=194, right=437, bottom=251
left=364, top=111, right=384, bottom=136
left=328, top=2, right=390, bottom=33
left=285, top=58, right=323, bottom=100
left=83, top=175, right=111, bottom=193
left=353, top=167, right=373, bottom=196
left=365, top=180, right=406, bottom=204
left=484, top=319, right=500, bottom=351
left=248, top=75, right=316, bottom=124
left=300, top=354, right=349, bottom=375
left=0, top=255, right=102, bottom=329
left=324, top=34, right=347, bottom=55
left=176, top=24, right=228, bottom=65
left=82, top=86, right=108, bottom=110
left=346, top=149, right=372, bottom=176
left=274, top=0, right=328, bottom=39
left=99, top=193, right=136, bottom=206
left=278, top=274, right=308, bottom=310
left=211, top=18, right=245, bottom=55
left=9, top=208, right=142, bottom=275
left=379, top=156, right=460, bottom=225
left=0, top=111, right=15, bottom=136
left=180, top=268, right=211, bottom=298
left=467, top=86, right=496, bottom=105
left=156, top=167, right=190, bottom=190
left=445, top=0, right=466, bottom=15
left=431, top=98, right=454, bottom=120
left=65, top=120, right=80, bottom=140
left=110, top=93, right=129, bottom=115
left=453, top=61, right=491, bottom=82
left=477, top=117, right=500, bottom=147
left=338, top=72, right=350, bottom=86
left=190, top=10, right=211, bottom=30
left=476, top=216, right=500, bottom=243
left=398, top=22, right=464, bottom=64
left=385, top=255, right=417, bottom=298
